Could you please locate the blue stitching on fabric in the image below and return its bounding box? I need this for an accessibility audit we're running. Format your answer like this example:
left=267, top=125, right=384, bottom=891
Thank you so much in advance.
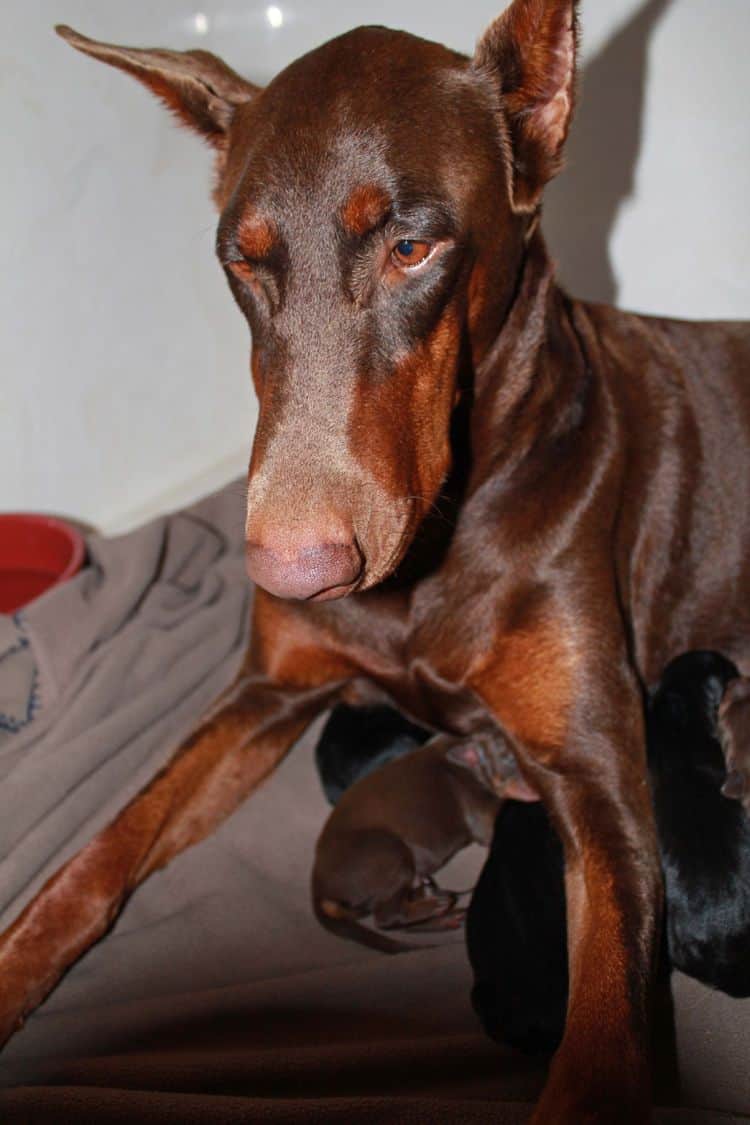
left=0, top=612, right=39, bottom=733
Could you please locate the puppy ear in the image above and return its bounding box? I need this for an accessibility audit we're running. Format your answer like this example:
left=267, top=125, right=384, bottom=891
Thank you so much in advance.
left=56, top=25, right=259, bottom=147
left=503, top=774, right=540, bottom=803
left=445, top=743, right=539, bottom=802
left=474, top=0, right=579, bottom=212
left=445, top=742, right=499, bottom=793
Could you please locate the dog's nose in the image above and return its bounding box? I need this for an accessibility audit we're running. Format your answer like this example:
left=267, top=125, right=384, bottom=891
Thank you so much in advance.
left=245, top=538, right=364, bottom=600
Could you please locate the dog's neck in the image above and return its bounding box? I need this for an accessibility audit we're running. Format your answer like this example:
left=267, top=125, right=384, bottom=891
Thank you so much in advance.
left=466, top=231, right=592, bottom=500
left=384, top=233, right=594, bottom=591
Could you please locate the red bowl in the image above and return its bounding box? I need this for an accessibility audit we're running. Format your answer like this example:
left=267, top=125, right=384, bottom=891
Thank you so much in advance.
left=0, top=514, right=86, bottom=614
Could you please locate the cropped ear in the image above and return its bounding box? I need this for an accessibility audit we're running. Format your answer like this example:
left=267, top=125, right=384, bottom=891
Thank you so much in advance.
left=473, top=0, right=579, bottom=212
left=55, top=25, right=259, bottom=148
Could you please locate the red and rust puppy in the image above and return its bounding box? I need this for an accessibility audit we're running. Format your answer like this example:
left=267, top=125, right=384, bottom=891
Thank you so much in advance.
left=312, top=729, right=537, bottom=952
left=2, top=6, right=748, bottom=1122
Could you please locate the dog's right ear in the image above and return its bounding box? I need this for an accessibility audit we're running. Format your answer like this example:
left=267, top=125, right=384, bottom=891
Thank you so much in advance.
left=55, top=26, right=259, bottom=149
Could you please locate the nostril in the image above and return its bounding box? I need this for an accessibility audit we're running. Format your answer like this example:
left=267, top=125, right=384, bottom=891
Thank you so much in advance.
left=244, top=536, right=364, bottom=601
left=298, top=540, right=363, bottom=599
left=299, top=539, right=362, bottom=585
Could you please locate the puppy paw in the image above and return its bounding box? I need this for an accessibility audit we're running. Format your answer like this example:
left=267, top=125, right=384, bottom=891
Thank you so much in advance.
left=375, top=882, right=460, bottom=929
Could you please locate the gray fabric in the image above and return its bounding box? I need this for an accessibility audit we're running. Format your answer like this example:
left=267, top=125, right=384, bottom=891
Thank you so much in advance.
left=674, top=976, right=750, bottom=1116
left=0, top=477, right=748, bottom=1120
left=0, top=480, right=250, bottom=932
left=0, top=720, right=748, bottom=1120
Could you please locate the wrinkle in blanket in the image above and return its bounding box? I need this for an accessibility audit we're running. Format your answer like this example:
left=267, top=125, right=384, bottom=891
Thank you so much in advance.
left=0, top=481, right=251, bottom=932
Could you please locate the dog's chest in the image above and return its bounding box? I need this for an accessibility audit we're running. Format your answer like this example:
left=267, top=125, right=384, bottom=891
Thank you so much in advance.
left=377, top=585, right=496, bottom=734
left=326, top=552, right=508, bottom=732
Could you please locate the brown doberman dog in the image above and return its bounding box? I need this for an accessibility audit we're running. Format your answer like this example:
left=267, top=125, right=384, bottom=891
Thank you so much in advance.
left=312, top=730, right=537, bottom=952
left=2, top=3, right=748, bottom=1121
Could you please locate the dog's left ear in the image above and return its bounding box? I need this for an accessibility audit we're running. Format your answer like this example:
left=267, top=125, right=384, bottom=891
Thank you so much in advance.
left=55, top=25, right=259, bottom=147
left=474, top=0, right=579, bottom=212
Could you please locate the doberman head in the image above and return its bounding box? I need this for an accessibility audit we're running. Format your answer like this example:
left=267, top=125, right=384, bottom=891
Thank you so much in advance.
left=57, top=1, right=578, bottom=601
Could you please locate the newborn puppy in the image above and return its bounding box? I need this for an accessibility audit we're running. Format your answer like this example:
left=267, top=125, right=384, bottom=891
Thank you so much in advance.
left=315, top=654, right=749, bottom=1042
left=315, top=702, right=430, bottom=805
left=312, top=730, right=538, bottom=953
left=467, top=800, right=567, bottom=1055
left=649, top=650, right=750, bottom=996
left=468, top=650, right=750, bottom=1055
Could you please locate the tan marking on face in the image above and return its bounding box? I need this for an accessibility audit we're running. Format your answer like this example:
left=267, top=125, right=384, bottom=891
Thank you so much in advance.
left=349, top=307, right=461, bottom=502
left=344, top=305, right=462, bottom=580
left=340, top=183, right=391, bottom=237
left=473, top=613, right=581, bottom=752
left=237, top=210, right=276, bottom=259
left=467, top=260, right=488, bottom=339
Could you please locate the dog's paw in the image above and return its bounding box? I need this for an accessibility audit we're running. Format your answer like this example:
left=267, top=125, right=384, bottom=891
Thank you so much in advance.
left=719, top=676, right=750, bottom=811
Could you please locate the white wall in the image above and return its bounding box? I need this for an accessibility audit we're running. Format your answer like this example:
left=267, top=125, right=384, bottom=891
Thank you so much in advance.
left=2, top=1, right=749, bottom=532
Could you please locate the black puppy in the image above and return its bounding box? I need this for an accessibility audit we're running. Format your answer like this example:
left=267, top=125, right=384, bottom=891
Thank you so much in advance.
left=468, top=650, right=750, bottom=1053
left=466, top=800, right=567, bottom=1054
left=315, top=703, right=430, bottom=805
left=315, top=651, right=750, bottom=1054
left=650, top=651, right=750, bottom=996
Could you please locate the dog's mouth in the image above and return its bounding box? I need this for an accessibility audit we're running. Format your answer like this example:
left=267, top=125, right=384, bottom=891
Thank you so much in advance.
left=305, top=531, right=405, bottom=602
left=306, top=573, right=365, bottom=603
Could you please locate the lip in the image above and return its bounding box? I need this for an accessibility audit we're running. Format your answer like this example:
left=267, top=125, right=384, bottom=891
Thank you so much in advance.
left=353, top=501, right=418, bottom=594
left=306, top=572, right=364, bottom=602
left=307, top=584, right=356, bottom=603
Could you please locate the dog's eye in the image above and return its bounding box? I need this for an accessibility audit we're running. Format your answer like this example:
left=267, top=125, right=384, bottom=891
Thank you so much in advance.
left=227, top=259, right=272, bottom=305
left=391, top=239, right=433, bottom=269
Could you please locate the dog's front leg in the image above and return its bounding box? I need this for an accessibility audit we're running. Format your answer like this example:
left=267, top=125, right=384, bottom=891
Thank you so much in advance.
left=0, top=593, right=353, bottom=1049
left=473, top=647, right=661, bottom=1124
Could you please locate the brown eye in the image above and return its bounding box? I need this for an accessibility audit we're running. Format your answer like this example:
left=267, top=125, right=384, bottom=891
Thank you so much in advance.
left=391, top=239, right=433, bottom=269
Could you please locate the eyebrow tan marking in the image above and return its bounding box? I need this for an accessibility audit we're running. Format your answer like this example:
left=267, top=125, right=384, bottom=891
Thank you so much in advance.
left=340, top=184, right=391, bottom=238
left=237, top=211, right=277, bottom=259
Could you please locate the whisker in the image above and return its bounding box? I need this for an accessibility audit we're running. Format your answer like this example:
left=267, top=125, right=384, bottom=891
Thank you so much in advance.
left=400, top=493, right=456, bottom=528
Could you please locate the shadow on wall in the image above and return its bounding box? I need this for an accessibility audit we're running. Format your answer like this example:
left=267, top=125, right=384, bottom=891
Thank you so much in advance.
left=543, top=0, right=672, bottom=306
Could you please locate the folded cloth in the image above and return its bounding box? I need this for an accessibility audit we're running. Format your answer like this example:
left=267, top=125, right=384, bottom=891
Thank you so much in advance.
left=0, top=479, right=251, bottom=932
